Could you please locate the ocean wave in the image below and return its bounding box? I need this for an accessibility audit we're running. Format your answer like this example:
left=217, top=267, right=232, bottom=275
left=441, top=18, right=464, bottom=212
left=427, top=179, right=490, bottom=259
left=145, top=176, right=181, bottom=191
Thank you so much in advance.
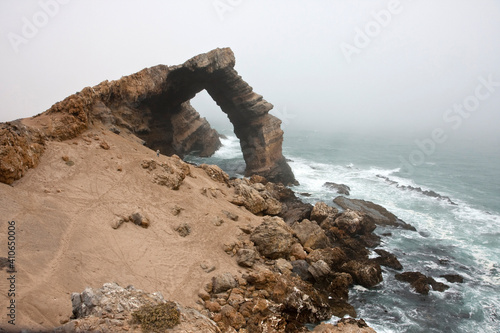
left=213, top=136, right=242, bottom=159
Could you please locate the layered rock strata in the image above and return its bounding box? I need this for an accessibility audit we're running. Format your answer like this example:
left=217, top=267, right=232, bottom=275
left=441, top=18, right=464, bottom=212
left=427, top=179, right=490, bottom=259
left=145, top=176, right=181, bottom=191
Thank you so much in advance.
left=0, top=48, right=295, bottom=185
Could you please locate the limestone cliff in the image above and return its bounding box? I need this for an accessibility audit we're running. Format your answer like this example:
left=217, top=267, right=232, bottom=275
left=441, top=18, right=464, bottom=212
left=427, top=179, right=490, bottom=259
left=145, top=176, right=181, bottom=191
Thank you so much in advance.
left=0, top=48, right=296, bottom=185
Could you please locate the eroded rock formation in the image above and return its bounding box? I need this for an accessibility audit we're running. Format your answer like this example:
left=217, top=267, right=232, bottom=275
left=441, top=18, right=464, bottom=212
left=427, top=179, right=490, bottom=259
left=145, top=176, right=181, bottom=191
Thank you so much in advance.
left=0, top=48, right=295, bottom=185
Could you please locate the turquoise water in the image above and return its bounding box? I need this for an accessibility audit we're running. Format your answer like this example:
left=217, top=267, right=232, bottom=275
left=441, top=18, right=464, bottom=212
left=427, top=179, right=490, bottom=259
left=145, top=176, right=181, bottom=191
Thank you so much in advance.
left=187, top=129, right=500, bottom=332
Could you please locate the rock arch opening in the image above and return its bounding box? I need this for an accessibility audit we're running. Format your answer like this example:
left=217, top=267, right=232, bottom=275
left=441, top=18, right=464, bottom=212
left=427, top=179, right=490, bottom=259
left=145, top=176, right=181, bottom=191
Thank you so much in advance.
left=125, top=48, right=296, bottom=185
left=0, top=48, right=296, bottom=185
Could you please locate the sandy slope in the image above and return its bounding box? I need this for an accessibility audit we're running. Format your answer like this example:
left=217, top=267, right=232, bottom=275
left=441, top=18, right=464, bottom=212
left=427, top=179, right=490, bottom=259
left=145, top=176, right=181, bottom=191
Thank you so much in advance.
left=0, top=125, right=262, bottom=331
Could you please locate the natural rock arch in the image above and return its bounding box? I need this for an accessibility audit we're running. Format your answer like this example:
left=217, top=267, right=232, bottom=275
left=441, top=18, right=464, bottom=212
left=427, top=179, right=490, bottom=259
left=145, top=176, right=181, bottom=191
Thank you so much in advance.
left=0, top=48, right=296, bottom=185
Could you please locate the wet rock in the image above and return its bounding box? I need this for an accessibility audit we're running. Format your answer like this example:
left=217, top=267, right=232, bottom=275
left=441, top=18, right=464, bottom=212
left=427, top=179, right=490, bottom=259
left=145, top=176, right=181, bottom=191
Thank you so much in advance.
left=291, top=219, right=331, bottom=250
left=324, top=182, right=351, bottom=195
left=250, top=216, right=295, bottom=259
left=395, top=272, right=450, bottom=295
left=327, top=273, right=353, bottom=301
left=341, top=260, right=383, bottom=288
left=373, top=249, right=403, bottom=270
left=440, top=274, right=464, bottom=283
left=313, top=318, right=376, bottom=333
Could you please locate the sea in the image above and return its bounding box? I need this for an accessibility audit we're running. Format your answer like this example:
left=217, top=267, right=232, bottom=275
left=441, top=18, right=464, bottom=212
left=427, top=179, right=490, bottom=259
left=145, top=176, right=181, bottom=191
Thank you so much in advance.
left=186, top=128, right=500, bottom=333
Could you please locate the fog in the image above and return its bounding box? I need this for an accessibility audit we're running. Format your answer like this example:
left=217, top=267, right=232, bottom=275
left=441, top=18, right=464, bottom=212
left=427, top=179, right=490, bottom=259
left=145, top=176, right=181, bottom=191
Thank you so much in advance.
left=1, top=0, right=499, bottom=145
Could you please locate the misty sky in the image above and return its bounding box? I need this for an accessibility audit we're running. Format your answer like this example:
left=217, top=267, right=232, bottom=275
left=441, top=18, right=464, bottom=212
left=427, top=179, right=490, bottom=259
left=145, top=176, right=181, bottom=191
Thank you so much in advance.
left=1, top=0, right=499, bottom=144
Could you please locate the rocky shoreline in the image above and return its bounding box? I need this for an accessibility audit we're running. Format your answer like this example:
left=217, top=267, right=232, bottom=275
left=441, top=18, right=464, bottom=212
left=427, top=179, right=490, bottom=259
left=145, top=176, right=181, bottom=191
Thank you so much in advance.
left=51, top=162, right=452, bottom=332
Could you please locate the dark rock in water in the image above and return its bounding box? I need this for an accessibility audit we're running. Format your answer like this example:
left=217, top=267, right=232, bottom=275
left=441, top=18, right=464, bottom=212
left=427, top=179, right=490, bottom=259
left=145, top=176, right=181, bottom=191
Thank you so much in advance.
left=326, top=272, right=353, bottom=301
left=299, top=192, right=312, bottom=197
left=360, top=233, right=381, bottom=248
left=333, top=196, right=416, bottom=231
left=373, top=249, right=403, bottom=270
left=395, top=272, right=450, bottom=295
left=377, top=175, right=457, bottom=205
left=440, top=274, right=465, bottom=283
left=324, top=182, right=351, bottom=195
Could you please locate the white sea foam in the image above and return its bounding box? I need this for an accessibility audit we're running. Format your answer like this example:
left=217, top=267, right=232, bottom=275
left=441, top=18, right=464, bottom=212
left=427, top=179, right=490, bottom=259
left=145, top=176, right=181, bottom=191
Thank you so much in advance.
left=213, top=136, right=242, bottom=159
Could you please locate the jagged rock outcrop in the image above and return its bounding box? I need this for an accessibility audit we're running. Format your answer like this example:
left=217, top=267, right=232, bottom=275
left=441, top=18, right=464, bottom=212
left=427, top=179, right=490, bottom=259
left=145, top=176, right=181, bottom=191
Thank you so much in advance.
left=333, top=196, right=416, bottom=231
left=61, top=283, right=220, bottom=332
left=0, top=121, right=45, bottom=184
left=0, top=48, right=295, bottom=185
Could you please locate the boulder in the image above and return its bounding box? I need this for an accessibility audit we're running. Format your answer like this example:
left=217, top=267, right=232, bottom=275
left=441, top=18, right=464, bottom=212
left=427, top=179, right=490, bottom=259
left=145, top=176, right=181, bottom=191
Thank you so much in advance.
left=310, top=202, right=338, bottom=224
left=290, top=243, right=307, bottom=260
left=231, top=184, right=268, bottom=214
left=291, top=260, right=314, bottom=282
left=340, top=260, right=383, bottom=288
left=333, top=209, right=375, bottom=236
left=236, top=249, right=257, bottom=268
left=308, top=260, right=332, bottom=280
left=327, top=273, right=353, bottom=301
left=306, top=247, right=348, bottom=270
left=212, top=273, right=238, bottom=294
left=199, top=164, right=230, bottom=186
left=373, top=249, right=403, bottom=270
left=250, top=217, right=296, bottom=259
left=291, top=219, right=331, bottom=250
